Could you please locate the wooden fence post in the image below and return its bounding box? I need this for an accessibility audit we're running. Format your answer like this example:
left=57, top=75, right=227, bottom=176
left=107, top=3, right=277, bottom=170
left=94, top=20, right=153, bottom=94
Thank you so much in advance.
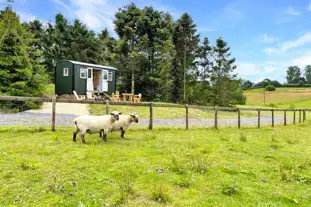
left=185, top=104, right=189, bottom=130
left=52, top=96, right=56, bottom=132
left=257, top=109, right=261, bottom=128
left=105, top=100, right=110, bottom=115
left=271, top=109, right=274, bottom=127
left=214, top=106, right=218, bottom=129
left=299, top=110, right=302, bottom=123
left=293, top=110, right=296, bottom=124
left=303, top=110, right=307, bottom=121
left=149, top=103, right=153, bottom=130
left=284, top=110, right=287, bottom=126
left=237, top=108, right=241, bottom=129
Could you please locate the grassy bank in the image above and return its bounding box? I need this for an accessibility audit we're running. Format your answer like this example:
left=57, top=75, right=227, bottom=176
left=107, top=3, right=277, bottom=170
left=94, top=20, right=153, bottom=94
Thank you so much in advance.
left=0, top=124, right=311, bottom=206
left=244, top=88, right=311, bottom=108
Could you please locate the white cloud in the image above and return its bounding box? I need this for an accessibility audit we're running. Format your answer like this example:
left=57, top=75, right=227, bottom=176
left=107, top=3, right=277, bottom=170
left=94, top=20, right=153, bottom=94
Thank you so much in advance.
left=236, top=62, right=262, bottom=76
left=263, top=32, right=311, bottom=55
left=264, top=66, right=277, bottom=73
left=236, top=62, right=278, bottom=76
left=18, top=12, right=36, bottom=22
left=262, top=33, right=277, bottom=44
left=292, top=51, right=311, bottom=68
left=50, top=0, right=181, bottom=34
left=263, top=48, right=276, bottom=55
left=286, top=6, right=300, bottom=16
left=236, top=61, right=286, bottom=81
left=307, top=2, right=311, bottom=11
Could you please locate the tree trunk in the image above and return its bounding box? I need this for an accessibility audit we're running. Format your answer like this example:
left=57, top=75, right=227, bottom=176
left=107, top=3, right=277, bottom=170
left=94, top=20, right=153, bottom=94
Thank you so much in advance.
left=183, top=47, right=186, bottom=101
left=131, top=66, right=135, bottom=94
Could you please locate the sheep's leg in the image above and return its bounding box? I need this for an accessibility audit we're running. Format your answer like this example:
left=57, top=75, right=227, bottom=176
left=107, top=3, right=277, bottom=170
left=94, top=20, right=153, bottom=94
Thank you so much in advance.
left=99, top=131, right=103, bottom=138
left=121, top=128, right=125, bottom=138
left=73, top=128, right=79, bottom=142
left=80, top=131, right=86, bottom=144
left=103, top=132, right=108, bottom=142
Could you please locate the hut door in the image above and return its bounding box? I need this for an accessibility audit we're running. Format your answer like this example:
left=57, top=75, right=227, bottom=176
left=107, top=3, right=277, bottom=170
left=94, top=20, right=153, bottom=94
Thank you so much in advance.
left=102, top=70, right=108, bottom=92
left=87, top=67, right=94, bottom=91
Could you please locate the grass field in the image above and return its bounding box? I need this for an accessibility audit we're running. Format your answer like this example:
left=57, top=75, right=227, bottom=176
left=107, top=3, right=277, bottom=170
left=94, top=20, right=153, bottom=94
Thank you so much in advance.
left=244, top=88, right=311, bottom=108
left=89, top=105, right=259, bottom=119
left=1, top=123, right=311, bottom=206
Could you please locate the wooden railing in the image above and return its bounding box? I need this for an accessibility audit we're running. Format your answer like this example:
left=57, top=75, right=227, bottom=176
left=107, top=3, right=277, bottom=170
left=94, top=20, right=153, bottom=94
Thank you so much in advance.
left=0, top=95, right=309, bottom=131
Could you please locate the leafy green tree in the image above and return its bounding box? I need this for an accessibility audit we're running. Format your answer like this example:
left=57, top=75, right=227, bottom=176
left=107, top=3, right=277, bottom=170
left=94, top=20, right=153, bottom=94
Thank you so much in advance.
left=286, top=66, right=301, bottom=84
left=241, top=80, right=253, bottom=90
left=304, top=65, right=311, bottom=84
left=0, top=7, right=47, bottom=107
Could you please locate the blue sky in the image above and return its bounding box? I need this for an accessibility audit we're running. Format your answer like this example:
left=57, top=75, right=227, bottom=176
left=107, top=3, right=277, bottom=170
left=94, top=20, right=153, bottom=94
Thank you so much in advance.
left=2, top=0, right=311, bottom=83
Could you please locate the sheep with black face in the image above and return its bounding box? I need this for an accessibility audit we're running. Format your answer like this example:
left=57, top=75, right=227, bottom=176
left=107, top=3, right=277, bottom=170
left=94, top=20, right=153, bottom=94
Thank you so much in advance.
left=99, top=113, right=139, bottom=139
left=73, top=111, right=121, bottom=143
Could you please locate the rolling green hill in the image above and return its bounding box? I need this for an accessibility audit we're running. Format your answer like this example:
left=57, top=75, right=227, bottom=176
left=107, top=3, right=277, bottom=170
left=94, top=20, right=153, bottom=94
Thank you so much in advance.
left=243, top=88, right=311, bottom=108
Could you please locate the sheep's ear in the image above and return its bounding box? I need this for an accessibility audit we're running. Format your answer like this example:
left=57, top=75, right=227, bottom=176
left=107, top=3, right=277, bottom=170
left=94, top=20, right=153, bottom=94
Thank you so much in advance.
left=130, top=114, right=135, bottom=118
left=118, top=112, right=122, bottom=115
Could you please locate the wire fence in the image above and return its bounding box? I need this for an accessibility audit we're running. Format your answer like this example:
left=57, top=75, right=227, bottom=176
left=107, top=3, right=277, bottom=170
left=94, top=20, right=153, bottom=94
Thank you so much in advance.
left=0, top=96, right=308, bottom=130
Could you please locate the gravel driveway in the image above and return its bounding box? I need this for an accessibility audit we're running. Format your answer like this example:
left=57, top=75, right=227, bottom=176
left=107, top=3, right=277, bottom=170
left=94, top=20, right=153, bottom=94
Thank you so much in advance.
left=0, top=111, right=288, bottom=128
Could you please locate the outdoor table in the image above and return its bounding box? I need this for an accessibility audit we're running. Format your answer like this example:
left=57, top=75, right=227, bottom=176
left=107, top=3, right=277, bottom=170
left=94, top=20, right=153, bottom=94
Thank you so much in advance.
left=122, top=93, right=134, bottom=102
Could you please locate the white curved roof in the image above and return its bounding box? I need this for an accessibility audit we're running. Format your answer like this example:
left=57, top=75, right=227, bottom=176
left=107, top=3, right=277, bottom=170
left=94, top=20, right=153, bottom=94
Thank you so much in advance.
left=60, top=60, right=118, bottom=70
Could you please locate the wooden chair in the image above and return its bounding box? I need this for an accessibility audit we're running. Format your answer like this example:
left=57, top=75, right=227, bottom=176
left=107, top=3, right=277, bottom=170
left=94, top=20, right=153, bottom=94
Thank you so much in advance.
left=86, top=92, right=98, bottom=100
left=133, top=93, right=142, bottom=103
left=115, top=91, right=121, bottom=102
left=111, top=92, right=121, bottom=102
left=73, top=90, right=86, bottom=100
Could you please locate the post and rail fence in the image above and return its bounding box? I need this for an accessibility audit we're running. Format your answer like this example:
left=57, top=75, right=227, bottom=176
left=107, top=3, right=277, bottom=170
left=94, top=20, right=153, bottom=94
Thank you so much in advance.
left=0, top=95, right=309, bottom=131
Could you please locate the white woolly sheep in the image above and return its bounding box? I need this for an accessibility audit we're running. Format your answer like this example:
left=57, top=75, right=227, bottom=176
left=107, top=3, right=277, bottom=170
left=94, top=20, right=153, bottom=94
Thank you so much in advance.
left=73, top=111, right=122, bottom=143
left=99, top=113, right=139, bottom=139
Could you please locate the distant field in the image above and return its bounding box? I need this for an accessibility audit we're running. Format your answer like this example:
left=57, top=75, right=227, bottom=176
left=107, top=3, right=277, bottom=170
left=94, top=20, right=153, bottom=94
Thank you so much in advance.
left=244, top=88, right=311, bottom=108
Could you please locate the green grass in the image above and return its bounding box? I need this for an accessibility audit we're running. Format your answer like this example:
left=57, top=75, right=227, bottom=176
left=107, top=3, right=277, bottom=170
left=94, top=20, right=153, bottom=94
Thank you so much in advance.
left=1, top=124, right=311, bottom=206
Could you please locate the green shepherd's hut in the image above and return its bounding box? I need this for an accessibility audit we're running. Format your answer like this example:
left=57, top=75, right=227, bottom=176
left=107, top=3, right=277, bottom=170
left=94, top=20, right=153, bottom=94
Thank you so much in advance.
left=55, top=60, right=118, bottom=95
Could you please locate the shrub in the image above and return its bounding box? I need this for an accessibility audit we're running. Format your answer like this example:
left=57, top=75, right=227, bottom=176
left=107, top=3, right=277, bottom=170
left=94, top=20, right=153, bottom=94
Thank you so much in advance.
left=221, top=179, right=239, bottom=196
left=265, top=85, right=276, bottom=91
left=239, top=133, right=247, bottom=142
left=149, top=183, right=170, bottom=203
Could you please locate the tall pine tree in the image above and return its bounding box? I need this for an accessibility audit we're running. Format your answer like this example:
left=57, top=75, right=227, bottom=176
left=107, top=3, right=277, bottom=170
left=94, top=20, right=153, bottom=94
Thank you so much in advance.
left=0, top=7, right=47, bottom=108
left=173, top=13, right=199, bottom=102
left=210, top=38, right=243, bottom=106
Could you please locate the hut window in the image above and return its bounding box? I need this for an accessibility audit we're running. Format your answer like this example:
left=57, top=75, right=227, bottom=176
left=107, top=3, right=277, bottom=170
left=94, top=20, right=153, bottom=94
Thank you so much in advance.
left=108, top=72, right=113, bottom=81
left=63, top=68, right=69, bottom=76
left=80, top=68, right=87, bottom=79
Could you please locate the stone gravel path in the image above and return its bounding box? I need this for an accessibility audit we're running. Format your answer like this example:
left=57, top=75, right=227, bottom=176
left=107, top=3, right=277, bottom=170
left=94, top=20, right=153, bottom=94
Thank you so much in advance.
left=0, top=112, right=289, bottom=127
